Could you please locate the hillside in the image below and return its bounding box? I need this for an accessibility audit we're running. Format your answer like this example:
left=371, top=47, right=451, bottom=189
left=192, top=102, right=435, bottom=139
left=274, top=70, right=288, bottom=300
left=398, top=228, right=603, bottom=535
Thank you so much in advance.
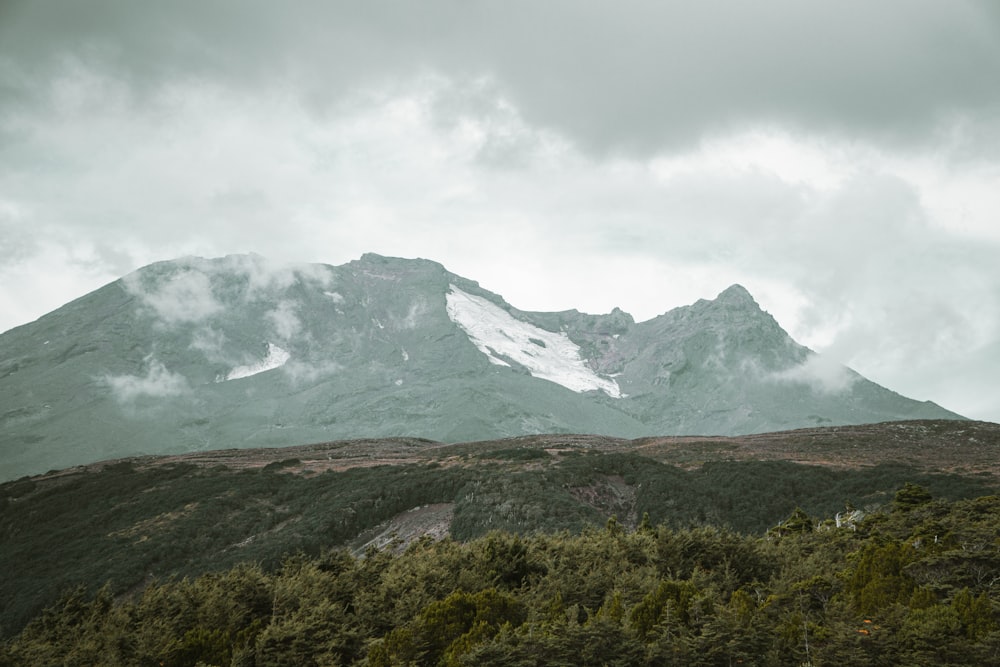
left=2, top=419, right=997, bottom=640
left=5, top=493, right=999, bottom=665
left=0, top=253, right=962, bottom=481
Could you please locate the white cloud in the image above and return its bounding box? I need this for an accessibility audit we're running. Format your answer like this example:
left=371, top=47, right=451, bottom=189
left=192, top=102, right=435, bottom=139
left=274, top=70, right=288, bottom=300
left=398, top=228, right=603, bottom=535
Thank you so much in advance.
left=213, top=254, right=335, bottom=298
left=124, top=268, right=222, bottom=325
left=267, top=301, right=301, bottom=340
left=103, top=358, right=189, bottom=402
left=189, top=326, right=228, bottom=361
left=771, top=354, right=858, bottom=395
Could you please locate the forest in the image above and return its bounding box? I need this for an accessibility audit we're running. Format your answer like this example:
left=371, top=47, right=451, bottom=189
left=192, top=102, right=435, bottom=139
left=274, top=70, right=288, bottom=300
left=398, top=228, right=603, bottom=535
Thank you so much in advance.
left=3, top=439, right=997, bottom=641
left=2, top=485, right=999, bottom=666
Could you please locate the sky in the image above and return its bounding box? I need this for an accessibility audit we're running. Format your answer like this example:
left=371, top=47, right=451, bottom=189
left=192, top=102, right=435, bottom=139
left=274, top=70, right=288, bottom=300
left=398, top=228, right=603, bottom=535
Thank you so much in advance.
left=1, top=1, right=999, bottom=422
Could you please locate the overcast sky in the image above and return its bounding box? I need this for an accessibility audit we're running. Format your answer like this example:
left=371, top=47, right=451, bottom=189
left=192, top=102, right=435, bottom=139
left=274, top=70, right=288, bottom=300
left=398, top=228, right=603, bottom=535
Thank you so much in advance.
left=2, top=1, right=999, bottom=422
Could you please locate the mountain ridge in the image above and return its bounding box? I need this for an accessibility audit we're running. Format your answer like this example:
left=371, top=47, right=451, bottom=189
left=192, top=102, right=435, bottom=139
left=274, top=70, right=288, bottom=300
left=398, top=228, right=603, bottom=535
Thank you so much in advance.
left=0, top=253, right=963, bottom=481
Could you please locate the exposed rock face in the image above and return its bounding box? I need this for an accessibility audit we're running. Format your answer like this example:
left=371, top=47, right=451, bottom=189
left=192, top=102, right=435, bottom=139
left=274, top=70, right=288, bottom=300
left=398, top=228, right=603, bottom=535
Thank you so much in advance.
left=0, top=253, right=962, bottom=480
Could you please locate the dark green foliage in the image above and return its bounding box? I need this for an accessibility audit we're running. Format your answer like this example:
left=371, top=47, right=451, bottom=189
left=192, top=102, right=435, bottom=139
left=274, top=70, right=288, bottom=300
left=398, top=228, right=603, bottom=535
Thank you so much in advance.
left=2, top=491, right=999, bottom=664
left=893, top=481, right=934, bottom=511
left=480, top=447, right=552, bottom=462
left=0, top=462, right=473, bottom=638
left=451, top=471, right=604, bottom=539
left=1, top=448, right=996, bottom=645
left=261, top=458, right=301, bottom=472
left=846, top=541, right=916, bottom=615
left=369, top=588, right=526, bottom=666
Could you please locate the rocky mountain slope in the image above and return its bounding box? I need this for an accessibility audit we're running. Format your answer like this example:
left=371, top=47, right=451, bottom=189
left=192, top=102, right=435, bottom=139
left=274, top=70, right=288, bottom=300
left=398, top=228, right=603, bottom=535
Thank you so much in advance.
left=0, top=253, right=961, bottom=480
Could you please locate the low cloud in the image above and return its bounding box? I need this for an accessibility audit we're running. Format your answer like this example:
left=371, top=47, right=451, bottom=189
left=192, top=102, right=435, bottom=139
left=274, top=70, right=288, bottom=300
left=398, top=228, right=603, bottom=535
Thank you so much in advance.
left=121, top=255, right=336, bottom=334
left=125, top=267, right=222, bottom=325
left=771, top=354, right=858, bottom=395
left=189, top=326, right=228, bottom=362
left=282, top=359, right=341, bottom=385
left=267, top=300, right=302, bottom=340
left=103, top=357, right=189, bottom=402
left=213, top=254, right=335, bottom=299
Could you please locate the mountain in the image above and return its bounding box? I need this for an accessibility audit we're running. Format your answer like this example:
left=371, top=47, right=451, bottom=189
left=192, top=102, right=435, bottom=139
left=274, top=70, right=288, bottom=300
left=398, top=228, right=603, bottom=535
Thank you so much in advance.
left=0, top=253, right=962, bottom=481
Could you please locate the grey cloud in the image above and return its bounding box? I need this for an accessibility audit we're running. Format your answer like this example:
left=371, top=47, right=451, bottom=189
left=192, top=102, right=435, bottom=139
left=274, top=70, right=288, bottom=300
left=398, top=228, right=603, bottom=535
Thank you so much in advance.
left=3, top=1, right=999, bottom=156
left=0, top=202, right=37, bottom=262
left=1, top=0, right=998, bottom=422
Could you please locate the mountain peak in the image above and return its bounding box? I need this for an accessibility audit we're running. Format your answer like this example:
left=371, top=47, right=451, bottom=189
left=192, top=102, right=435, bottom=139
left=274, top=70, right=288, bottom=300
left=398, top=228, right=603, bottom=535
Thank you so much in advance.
left=714, top=284, right=758, bottom=308
left=0, top=254, right=966, bottom=482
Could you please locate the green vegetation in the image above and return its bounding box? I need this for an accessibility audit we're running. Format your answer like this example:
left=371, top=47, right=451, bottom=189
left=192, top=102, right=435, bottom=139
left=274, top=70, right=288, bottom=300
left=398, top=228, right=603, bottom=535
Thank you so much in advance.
left=2, top=447, right=996, bottom=642
left=2, top=490, right=998, bottom=665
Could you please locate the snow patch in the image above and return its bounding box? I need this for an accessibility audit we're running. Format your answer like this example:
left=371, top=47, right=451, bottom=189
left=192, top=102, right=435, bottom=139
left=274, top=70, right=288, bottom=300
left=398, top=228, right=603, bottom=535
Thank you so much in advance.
left=401, top=348, right=409, bottom=362
left=445, top=286, right=621, bottom=398
left=223, top=343, right=291, bottom=381
left=324, top=291, right=345, bottom=303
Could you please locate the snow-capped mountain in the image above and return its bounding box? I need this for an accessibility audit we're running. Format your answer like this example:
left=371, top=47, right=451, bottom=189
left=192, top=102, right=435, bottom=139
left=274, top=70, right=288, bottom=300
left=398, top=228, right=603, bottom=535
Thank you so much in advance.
left=0, top=253, right=962, bottom=480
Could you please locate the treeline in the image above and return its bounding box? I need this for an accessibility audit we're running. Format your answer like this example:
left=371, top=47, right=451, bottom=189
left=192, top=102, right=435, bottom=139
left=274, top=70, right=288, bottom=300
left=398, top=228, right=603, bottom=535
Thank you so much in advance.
left=2, top=488, right=998, bottom=666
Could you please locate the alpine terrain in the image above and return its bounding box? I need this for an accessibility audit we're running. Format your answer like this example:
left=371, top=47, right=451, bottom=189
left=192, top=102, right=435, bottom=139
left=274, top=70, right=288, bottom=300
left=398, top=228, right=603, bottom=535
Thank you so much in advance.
left=0, top=253, right=961, bottom=481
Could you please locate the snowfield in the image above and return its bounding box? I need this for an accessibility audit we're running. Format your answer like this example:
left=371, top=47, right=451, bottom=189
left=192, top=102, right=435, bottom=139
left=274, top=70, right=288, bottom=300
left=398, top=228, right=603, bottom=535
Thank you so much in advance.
left=224, top=343, right=291, bottom=381
left=445, top=286, right=622, bottom=398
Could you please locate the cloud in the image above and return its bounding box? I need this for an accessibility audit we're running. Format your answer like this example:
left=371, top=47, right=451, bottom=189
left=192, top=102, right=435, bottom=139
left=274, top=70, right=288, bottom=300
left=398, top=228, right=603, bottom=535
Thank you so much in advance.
left=3, top=1, right=998, bottom=157
left=121, top=255, right=336, bottom=330
left=267, top=301, right=302, bottom=340
left=125, top=268, right=222, bottom=325
left=771, top=354, right=858, bottom=395
left=281, top=359, right=342, bottom=386
left=189, top=326, right=228, bottom=362
left=103, top=357, right=189, bottom=402
left=0, top=2, right=998, bottom=422
left=212, top=255, right=335, bottom=299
